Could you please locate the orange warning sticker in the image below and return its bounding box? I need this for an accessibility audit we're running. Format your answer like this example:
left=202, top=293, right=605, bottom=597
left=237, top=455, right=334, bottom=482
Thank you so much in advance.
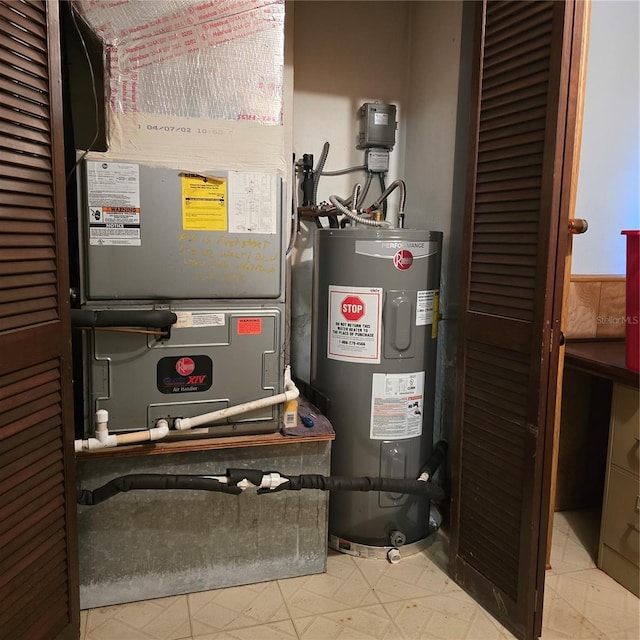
left=237, top=318, right=262, bottom=335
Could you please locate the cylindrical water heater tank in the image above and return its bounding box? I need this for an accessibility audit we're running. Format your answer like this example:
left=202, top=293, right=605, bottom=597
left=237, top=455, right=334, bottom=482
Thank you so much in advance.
left=311, top=227, right=442, bottom=548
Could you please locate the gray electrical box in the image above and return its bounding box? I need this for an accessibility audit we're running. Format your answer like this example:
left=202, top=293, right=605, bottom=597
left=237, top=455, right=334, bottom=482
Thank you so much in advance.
left=358, top=103, right=397, bottom=150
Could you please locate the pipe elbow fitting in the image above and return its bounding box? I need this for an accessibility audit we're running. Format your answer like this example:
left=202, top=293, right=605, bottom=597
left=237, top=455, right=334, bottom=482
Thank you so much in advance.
left=174, top=417, right=192, bottom=431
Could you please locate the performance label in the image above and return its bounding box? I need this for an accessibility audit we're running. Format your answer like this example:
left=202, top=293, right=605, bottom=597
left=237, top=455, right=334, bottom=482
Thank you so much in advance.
left=87, top=161, right=141, bottom=246
left=328, top=286, right=382, bottom=364
left=370, top=371, right=425, bottom=440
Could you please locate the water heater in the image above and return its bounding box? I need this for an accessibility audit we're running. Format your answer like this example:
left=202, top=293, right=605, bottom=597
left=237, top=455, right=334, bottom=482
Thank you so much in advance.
left=311, top=227, right=442, bottom=549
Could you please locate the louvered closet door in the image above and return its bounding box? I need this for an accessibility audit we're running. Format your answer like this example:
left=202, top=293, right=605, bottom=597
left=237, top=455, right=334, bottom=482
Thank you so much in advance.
left=450, top=2, right=587, bottom=639
left=0, top=1, right=79, bottom=638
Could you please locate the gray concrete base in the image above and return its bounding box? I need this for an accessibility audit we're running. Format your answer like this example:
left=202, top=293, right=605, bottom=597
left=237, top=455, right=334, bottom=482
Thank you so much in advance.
left=77, top=441, right=330, bottom=609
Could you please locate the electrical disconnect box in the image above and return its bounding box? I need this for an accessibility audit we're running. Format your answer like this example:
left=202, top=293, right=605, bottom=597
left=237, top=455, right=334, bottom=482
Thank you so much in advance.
left=75, top=159, right=286, bottom=438
left=358, top=102, right=397, bottom=149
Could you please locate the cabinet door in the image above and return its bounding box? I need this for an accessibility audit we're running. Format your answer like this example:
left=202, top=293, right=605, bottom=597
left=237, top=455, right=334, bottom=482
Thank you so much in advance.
left=450, top=1, right=588, bottom=639
left=0, top=0, right=79, bottom=638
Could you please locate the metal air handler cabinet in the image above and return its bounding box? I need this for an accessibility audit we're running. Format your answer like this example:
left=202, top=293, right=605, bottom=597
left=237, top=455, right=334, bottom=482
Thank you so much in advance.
left=75, top=159, right=286, bottom=438
left=311, top=228, right=442, bottom=548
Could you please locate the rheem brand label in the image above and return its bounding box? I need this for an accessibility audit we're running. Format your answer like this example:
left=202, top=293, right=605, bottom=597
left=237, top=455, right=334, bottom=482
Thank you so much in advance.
left=157, top=355, right=213, bottom=394
left=328, top=285, right=382, bottom=363
left=393, top=249, right=413, bottom=270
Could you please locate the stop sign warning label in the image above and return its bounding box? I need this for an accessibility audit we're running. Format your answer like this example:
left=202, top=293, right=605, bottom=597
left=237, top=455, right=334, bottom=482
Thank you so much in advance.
left=341, top=296, right=365, bottom=321
left=328, top=285, right=382, bottom=363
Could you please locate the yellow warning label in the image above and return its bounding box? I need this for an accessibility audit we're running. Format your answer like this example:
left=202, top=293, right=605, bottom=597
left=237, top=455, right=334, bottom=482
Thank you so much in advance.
left=432, top=290, right=440, bottom=339
left=181, top=174, right=227, bottom=231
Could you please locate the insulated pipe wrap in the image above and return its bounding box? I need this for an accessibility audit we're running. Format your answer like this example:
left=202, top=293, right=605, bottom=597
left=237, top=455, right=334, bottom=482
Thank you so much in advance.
left=273, top=474, right=445, bottom=500
left=77, top=474, right=242, bottom=505
left=71, top=309, right=177, bottom=329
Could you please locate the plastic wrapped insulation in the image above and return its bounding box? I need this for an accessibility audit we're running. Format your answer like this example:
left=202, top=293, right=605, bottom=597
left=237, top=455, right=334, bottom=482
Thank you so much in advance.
left=73, top=0, right=284, bottom=124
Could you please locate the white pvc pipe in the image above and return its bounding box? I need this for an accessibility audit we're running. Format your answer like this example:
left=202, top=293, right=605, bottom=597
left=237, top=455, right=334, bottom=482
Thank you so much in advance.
left=74, top=414, right=169, bottom=452
left=174, top=366, right=299, bottom=431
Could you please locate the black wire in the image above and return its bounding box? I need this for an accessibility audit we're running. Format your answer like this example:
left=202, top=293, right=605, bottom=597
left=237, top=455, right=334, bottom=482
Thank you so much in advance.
left=378, top=173, right=387, bottom=218
left=65, top=5, right=100, bottom=185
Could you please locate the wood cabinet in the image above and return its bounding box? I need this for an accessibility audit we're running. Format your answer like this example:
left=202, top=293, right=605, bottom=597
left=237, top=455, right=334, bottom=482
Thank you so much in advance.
left=598, top=383, right=640, bottom=597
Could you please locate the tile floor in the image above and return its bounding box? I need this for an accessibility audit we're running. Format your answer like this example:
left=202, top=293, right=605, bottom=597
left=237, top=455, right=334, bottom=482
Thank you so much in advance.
left=80, top=509, right=639, bottom=640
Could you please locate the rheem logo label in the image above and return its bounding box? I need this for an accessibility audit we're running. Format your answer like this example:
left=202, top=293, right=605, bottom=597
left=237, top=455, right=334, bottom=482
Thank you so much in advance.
left=175, top=357, right=195, bottom=376
left=393, top=249, right=413, bottom=270
left=341, top=296, right=365, bottom=322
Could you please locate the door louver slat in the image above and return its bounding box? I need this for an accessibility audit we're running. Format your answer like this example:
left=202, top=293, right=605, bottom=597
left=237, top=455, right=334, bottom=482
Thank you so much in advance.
left=1, top=558, right=67, bottom=634
left=0, top=47, right=47, bottom=80
left=0, top=458, right=63, bottom=512
left=0, top=103, right=50, bottom=132
left=0, top=10, right=46, bottom=50
left=0, top=1, right=46, bottom=29
left=0, top=514, right=64, bottom=583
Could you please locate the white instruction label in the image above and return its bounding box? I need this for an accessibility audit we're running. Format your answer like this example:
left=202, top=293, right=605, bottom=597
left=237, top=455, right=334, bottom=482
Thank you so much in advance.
left=228, top=172, right=277, bottom=234
left=87, top=161, right=141, bottom=246
left=416, top=290, right=436, bottom=326
left=174, top=312, right=226, bottom=329
left=374, top=112, right=389, bottom=126
left=370, top=371, right=425, bottom=440
left=328, top=286, right=382, bottom=363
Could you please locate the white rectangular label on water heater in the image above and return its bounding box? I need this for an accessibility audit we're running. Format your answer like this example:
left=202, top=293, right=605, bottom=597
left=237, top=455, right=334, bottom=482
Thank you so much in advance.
left=327, top=285, right=382, bottom=363
left=370, top=371, right=425, bottom=440
left=86, top=161, right=141, bottom=246
left=416, top=290, right=436, bottom=326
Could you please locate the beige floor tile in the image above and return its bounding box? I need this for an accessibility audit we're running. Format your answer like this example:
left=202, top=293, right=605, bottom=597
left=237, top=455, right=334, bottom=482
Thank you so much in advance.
left=546, top=569, right=640, bottom=636
left=85, top=595, right=191, bottom=640
left=423, top=531, right=450, bottom=574
left=188, top=582, right=288, bottom=636
left=384, top=591, right=515, bottom=640
left=549, top=527, right=597, bottom=574
left=192, top=619, right=298, bottom=640
left=354, top=549, right=461, bottom=604
left=80, top=610, right=88, bottom=640
left=293, top=603, right=398, bottom=639
left=278, top=552, right=378, bottom=618
left=606, top=630, right=640, bottom=640
left=540, top=587, right=608, bottom=639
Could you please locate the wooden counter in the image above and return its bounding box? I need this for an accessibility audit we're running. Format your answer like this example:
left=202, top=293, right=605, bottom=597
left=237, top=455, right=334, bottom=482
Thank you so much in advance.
left=565, top=340, right=640, bottom=389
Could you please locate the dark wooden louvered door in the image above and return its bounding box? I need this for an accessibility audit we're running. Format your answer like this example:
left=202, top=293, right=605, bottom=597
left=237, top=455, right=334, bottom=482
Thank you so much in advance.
left=0, top=1, right=79, bottom=638
left=450, top=1, right=587, bottom=639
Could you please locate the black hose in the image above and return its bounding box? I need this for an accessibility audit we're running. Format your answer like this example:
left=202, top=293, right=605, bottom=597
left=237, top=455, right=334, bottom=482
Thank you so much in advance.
left=418, top=440, right=448, bottom=480
left=71, top=309, right=177, bottom=329
left=265, top=474, right=445, bottom=500
left=378, top=173, right=387, bottom=218
left=78, top=470, right=445, bottom=505
left=77, top=474, right=242, bottom=505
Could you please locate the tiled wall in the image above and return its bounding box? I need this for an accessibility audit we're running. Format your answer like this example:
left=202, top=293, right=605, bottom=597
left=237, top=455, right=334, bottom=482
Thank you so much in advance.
left=567, top=276, right=627, bottom=339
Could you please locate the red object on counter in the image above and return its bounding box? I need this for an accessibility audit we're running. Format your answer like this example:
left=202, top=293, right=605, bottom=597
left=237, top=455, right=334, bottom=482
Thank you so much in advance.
left=622, top=230, right=640, bottom=373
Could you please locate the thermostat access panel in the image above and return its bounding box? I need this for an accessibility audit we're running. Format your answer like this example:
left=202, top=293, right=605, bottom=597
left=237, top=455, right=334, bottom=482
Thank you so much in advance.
left=79, top=160, right=284, bottom=301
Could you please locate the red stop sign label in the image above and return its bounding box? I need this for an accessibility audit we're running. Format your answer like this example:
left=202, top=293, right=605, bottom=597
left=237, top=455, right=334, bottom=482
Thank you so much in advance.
left=341, top=296, right=365, bottom=321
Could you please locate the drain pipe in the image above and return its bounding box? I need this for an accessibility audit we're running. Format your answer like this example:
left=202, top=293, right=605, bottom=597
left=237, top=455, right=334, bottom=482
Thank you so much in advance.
left=74, top=412, right=170, bottom=452
left=174, top=366, right=299, bottom=431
